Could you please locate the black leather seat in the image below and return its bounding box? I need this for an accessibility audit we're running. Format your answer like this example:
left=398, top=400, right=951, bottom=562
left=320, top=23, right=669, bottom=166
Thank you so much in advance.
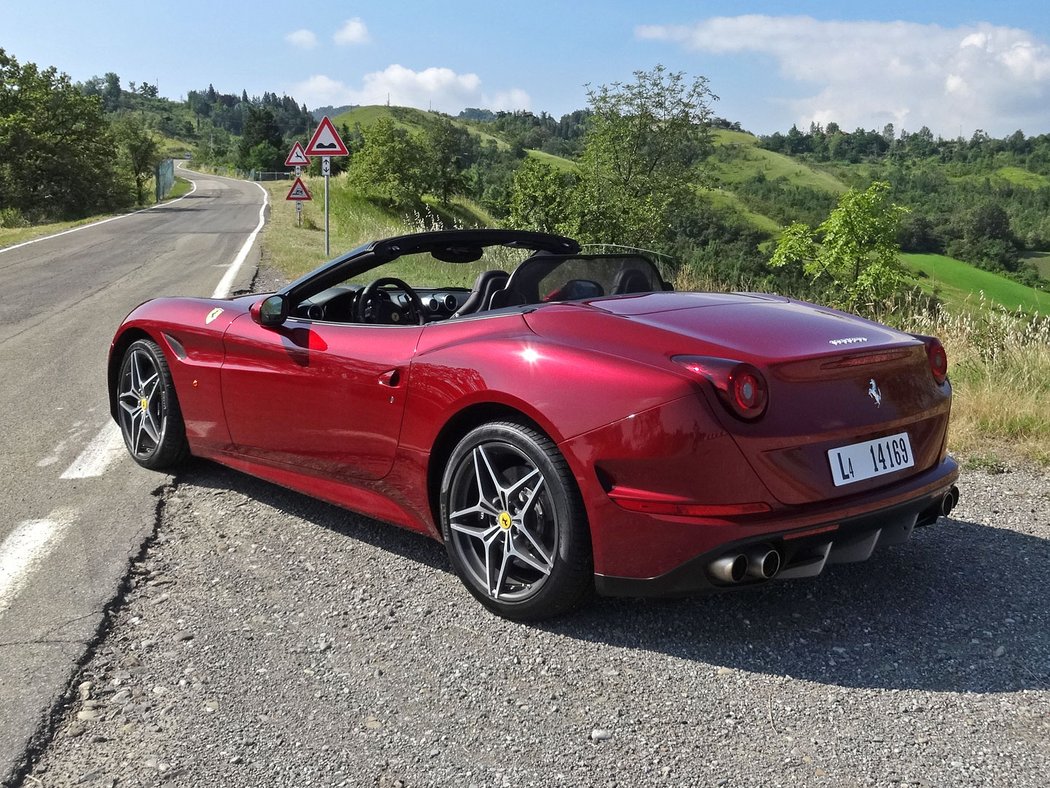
left=452, top=269, right=510, bottom=317
left=612, top=268, right=652, bottom=294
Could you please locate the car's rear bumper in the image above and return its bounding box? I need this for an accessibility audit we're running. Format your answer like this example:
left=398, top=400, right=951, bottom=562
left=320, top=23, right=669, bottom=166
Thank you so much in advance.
left=593, top=457, right=959, bottom=598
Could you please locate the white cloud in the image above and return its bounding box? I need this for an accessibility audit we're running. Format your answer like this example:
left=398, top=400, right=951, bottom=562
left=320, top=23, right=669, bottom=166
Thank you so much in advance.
left=291, top=65, right=531, bottom=114
left=285, top=29, right=318, bottom=49
left=334, top=18, right=370, bottom=45
left=637, top=15, right=1050, bottom=136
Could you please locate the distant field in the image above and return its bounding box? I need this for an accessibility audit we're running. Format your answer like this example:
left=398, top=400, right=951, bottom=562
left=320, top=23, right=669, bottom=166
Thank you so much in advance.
left=902, top=253, right=1049, bottom=314
left=703, top=189, right=781, bottom=236
left=526, top=149, right=577, bottom=172
left=332, top=104, right=582, bottom=162
left=711, top=129, right=848, bottom=194
left=1024, top=251, right=1050, bottom=280
left=330, top=105, right=414, bottom=131
left=995, top=166, right=1050, bottom=189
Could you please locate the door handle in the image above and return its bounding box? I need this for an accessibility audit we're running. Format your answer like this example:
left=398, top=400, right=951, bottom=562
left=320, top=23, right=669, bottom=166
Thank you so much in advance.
left=378, top=369, right=401, bottom=387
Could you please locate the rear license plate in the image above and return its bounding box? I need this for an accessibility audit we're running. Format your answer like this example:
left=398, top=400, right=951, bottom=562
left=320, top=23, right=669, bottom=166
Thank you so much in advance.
left=828, top=432, right=914, bottom=487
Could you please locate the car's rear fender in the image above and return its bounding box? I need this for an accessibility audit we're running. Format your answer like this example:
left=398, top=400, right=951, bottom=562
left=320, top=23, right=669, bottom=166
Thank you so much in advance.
left=397, top=327, right=719, bottom=539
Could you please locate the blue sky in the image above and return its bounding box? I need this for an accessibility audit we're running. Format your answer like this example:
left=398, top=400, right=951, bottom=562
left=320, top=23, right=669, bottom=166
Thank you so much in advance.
left=3, top=1, right=1049, bottom=137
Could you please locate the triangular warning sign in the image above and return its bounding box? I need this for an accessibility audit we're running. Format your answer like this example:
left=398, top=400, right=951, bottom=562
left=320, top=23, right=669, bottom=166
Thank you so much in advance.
left=285, top=176, right=312, bottom=201
left=304, top=116, right=349, bottom=157
left=285, top=141, right=310, bottom=167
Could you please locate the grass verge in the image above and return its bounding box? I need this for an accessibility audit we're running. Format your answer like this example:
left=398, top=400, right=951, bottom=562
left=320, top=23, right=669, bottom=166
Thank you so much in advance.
left=894, top=299, right=1050, bottom=467
left=0, top=176, right=195, bottom=250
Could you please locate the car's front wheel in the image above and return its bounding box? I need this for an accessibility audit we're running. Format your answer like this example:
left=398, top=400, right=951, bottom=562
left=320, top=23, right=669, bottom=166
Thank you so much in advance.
left=440, top=421, right=593, bottom=620
left=116, top=338, right=189, bottom=470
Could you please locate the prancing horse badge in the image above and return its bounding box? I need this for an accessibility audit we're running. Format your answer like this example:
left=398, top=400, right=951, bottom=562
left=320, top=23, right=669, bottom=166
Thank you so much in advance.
left=868, top=379, right=882, bottom=407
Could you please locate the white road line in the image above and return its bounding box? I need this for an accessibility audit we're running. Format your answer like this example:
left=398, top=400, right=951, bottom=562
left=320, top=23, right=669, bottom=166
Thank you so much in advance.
left=60, top=422, right=125, bottom=480
left=211, top=178, right=269, bottom=298
left=0, top=509, right=77, bottom=613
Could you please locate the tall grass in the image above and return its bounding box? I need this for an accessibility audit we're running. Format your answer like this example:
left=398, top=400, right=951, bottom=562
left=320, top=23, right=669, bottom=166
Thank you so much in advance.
left=896, top=296, right=1050, bottom=466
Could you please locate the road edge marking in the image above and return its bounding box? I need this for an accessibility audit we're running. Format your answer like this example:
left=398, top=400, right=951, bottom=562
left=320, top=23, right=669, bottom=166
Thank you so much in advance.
left=211, top=179, right=269, bottom=299
left=0, top=509, right=78, bottom=613
left=0, top=179, right=199, bottom=256
left=60, top=422, right=125, bottom=480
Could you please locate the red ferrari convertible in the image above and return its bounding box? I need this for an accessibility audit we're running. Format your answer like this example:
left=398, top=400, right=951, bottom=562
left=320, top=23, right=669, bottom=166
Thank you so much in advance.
left=109, top=229, right=959, bottom=620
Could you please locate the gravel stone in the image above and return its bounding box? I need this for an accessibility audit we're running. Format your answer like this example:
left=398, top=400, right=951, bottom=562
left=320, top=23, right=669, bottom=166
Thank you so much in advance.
left=21, top=464, right=1050, bottom=787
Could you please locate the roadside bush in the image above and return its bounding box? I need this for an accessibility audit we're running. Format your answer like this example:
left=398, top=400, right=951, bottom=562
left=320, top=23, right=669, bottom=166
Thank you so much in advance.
left=0, top=208, right=28, bottom=228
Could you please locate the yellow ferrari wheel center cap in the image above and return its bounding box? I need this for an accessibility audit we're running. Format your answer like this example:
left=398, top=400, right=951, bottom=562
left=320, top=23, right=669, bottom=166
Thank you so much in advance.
left=140, top=398, right=149, bottom=412
left=497, top=511, right=513, bottom=531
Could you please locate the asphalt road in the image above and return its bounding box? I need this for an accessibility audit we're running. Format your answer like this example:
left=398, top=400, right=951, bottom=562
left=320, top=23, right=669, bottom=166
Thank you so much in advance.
left=0, top=168, right=266, bottom=785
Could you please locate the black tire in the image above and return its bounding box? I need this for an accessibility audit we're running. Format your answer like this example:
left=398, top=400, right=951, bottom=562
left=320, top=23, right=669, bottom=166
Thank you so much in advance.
left=440, top=421, right=593, bottom=620
left=116, top=338, right=190, bottom=470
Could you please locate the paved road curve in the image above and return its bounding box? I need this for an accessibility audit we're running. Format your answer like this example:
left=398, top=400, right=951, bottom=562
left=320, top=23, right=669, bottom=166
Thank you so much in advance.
left=0, top=169, right=266, bottom=785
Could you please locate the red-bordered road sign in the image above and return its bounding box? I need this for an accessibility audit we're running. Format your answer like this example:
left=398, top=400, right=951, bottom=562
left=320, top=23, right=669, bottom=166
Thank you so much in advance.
left=285, top=176, right=312, bottom=201
left=285, top=141, right=310, bottom=167
left=304, top=116, right=349, bottom=157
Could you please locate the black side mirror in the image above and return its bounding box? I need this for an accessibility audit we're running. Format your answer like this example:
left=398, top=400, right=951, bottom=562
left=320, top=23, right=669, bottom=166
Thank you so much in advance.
left=250, top=294, right=289, bottom=327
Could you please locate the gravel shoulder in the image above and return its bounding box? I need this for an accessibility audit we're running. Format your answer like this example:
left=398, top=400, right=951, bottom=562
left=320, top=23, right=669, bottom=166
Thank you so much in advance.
left=17, top=463, right=1050, bottom=787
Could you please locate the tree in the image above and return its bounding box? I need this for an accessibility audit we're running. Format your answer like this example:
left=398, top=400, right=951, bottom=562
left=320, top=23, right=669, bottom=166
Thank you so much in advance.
left=563, top=65, right=717, bottom=249
left=422, top=117, right=472, bottom=204
left=187, top=89, right=211, bottom=131
left=946, top=202, right=1021, bottom=272
left=0, top=49, right=124, bottom=219
left=113, top=114, right=160, bottom=205
left=508, top=158, right=572, bottom=233
left=346, top=117, right=430, bottom=208
left=237, top=106, right=283, bottom=170
left=770, top=181, right=908, bottom=313
left=102, top=72, right=122, bottom=111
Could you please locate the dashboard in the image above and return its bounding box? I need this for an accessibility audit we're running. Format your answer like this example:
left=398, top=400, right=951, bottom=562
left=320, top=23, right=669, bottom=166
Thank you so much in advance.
left=295, top=285, right=470, bottom=323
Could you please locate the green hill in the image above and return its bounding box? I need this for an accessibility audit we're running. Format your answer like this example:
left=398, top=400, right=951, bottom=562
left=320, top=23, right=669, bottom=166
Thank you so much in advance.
left=902, top=253, right=1049, bottom=314
left=331, top=104, right=575, bottom=170
left=321, top=106, right=1048, bottom=317
left=710, top=129, right=848, bottom=194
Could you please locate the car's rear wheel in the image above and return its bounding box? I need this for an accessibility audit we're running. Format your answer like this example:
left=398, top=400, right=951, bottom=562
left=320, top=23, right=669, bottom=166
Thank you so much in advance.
left=116, top=338, right=189, bottom=470
left=440, top=421, right=593, bottom=620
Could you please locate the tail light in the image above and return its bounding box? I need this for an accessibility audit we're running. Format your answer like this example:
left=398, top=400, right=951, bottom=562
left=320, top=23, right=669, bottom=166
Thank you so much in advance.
left=673, top=356, right=769, bottom=420
left=911, top=335, right=948, bottom=384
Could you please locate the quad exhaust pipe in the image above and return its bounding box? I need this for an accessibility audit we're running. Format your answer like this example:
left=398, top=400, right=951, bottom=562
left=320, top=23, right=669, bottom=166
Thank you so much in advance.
left=746, top=546, right=781, bottom=580
left=940, top=485, right=960, bottom=517
left=709, top=553, right=748, bottom=584
left=709, top=545, right=782, bottom=584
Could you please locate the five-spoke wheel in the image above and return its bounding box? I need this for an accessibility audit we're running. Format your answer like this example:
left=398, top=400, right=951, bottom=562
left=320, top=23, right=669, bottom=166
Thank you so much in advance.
left=116, top=338, right=189, bottom=469
left=441, top=421, right=592, bottom=620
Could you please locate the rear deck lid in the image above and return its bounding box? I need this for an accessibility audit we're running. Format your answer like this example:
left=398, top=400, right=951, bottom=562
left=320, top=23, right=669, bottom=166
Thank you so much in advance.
left=581, top=295, right=953, bottom=505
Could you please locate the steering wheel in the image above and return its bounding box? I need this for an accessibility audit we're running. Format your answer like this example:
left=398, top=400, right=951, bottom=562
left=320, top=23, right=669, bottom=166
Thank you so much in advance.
left=355, top=277, right=426, bottom=325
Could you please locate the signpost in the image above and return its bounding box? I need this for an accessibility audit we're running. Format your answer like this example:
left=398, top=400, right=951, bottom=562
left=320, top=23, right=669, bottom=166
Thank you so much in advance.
left=304, top=116, right=349, bottom=255
left=284, top=141, right=310, bottom=169
left=284, top=142, right=314, bottom=226
left=285, top=176, right=312, bottom=227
